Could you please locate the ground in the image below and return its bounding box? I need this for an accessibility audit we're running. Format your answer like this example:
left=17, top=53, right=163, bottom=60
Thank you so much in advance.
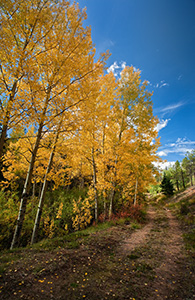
left=0, top=188, right=195, bottom=300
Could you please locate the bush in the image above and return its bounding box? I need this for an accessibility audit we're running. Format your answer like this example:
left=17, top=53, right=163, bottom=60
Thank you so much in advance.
left=0, top=191, right=19, bottom=249
left=98, top=204, right=146, bottom=224
left=180, top=203, right=190, bottom=215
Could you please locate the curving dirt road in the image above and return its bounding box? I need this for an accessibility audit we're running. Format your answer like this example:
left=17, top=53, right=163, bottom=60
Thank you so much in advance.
left=0, top=200, right=194, bottom=299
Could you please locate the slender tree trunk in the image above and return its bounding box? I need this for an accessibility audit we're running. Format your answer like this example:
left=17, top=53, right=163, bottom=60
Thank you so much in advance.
left=102, top=125, right=107, bottom=220
left=134, top=177, right=138, bottom=205
left=0, top=123, right=8, bottom=160
left=109, top=188, right=115, bottom=219
left=79, top=163, right=84, bottom=189
left=92, top=147, right=98, bottom=222
left=79, top=177, right=84, bottom=190
left=31, top=122, right=61, bottom=244
left=38, top=182, right=43, bottom=198
left=32, top=180, right=36, bottom=198
left=109, top=197, right=113, bottom=219
left=176, top=180, right=180, bottom=191
left=181, top=170, right=186, bottom=189
left=10, top=88, right=51, bottom=249
left=103, top=195, right=107, bottom=221
left=190, top=174, right=193, bottom=186
left=109, top=118, right=124, bottom=219
left=0, top=81, right=18, bottom=159
left=10, top=123, right=44, bottom=249
left=109, top=151, right=118, bottom=219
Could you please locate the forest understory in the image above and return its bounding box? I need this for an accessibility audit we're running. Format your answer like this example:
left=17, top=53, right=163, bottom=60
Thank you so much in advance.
left=0, top=187, right=194, bottom=300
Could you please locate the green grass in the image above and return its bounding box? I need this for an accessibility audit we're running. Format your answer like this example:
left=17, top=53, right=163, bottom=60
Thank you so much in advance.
left=130, top=222, right=141, bottom=229
left=135, top=262, right=153, bottom=273
left=29, top=215, right=144, bottom=252
left=0, top=264, right=6, bottom=274
left=0, top=253, right=21, bottom=264
left=66, top=240, right=80, bottom=249
left=183, top=229, right=195, bottom=251
left=28, top=220, right=117, bottom=251
left=127, top=253, right=140, bottom=260
left=165, top=191, right=195, bottom=253
left=0, top=210, right=145, bottom=276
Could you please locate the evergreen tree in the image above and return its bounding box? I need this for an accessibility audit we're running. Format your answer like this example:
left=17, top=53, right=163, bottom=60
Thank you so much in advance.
left=160, top=173, right=174, bottom=196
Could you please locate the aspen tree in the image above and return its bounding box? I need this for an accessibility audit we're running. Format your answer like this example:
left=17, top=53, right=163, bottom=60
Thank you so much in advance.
left=108, top=66, right=160, bottom=210
left=69, top=79, right=102, bottom=222
left=71, top=72, right=116, bottom=222
left=0, top=0, right=57, bottom=159
left=31, top=120, right=62, bottom=244
left=30, top=64, right=105, bottom=243
left=11, top=1, right=107, bottom=248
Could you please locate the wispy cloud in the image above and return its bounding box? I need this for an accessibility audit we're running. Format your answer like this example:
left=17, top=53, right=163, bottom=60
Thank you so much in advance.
left=160, top=82, right=169, bottom=88
left=178, top=74, right=182, bottom=80
left=160, top=101, right=184, bottom=113
left=155, top=119, right=170, bottom=132
left=175, top=137, right=195, bottom=147
left=157, top=137, right=195, bottom=158
left=155, top=80, right=169, bottom=89
left=96, top=39, right=114, bottom=55
left=145, top=79, right=169, bottom=90
left=155, top=101, right=185, bottom=118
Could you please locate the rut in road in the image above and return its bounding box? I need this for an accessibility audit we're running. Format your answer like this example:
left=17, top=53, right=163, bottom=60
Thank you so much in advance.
left=119, top=205, right=193, bottom=300
left=118, top=207, right=155, bottom=255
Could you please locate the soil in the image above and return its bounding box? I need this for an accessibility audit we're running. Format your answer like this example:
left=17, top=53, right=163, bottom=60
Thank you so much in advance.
left=0, top=189, right=195, bottom=300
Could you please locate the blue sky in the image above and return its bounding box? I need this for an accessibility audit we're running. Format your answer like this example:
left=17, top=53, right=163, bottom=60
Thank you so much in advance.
left=78, top=0, right=195, bottom=168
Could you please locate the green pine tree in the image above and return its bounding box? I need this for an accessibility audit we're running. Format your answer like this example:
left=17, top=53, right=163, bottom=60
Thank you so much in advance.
left=160, top=173, right=174, bottom=196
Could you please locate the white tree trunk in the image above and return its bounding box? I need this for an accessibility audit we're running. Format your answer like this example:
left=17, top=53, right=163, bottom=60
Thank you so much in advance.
left=31, top=123, right=61, bottom=244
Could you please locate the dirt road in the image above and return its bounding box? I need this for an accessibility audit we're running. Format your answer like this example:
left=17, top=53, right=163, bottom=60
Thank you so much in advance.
left=0, top=204, right=194, bottom=299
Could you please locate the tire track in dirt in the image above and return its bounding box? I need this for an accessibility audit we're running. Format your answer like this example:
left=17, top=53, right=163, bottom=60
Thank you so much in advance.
left=118, top=207, right=155, bottom=255
left=117, top=205, right=192, bottom=299
left=149, top=209, right=186, bottom=300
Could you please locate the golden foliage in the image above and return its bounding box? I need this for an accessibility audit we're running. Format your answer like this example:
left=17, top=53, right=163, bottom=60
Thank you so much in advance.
left=72, top=190, right=93, bottom=230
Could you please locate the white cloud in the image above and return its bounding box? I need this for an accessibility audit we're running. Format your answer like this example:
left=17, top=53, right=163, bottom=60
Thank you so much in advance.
left=155, top=119, right=170, bottom=132
left=160, top=101, right=184, bottom=113
left=107, top=61, right=126, bottom=77
left=175, top=137, right=195, bottom=146
left=96, top=39, right=115, bottom=55
left=160, top=83, right=169, bottom=88
left=157, top=137, right=195, bottom=160
left=154, top=101, right=186, bottom=118
left=133, top=66, right=140, bottom=73
left=107, top=61, right=121, bottom=76
left=158, top=148, right=191, bottom=156
left=143, top=79, right=169, bottom=90
left=157, top=151, right=167, bottom=157
left=121, top=61, right=126, bottom=69
left=146, top=80, right=153, bottom=87
left=159, top=80, right=169, bottom=88
left=153, top=80, right=169, bottom=89
left=107, top=61, right=140, bottom=78
left=153, top=161, right=175, bottom=170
